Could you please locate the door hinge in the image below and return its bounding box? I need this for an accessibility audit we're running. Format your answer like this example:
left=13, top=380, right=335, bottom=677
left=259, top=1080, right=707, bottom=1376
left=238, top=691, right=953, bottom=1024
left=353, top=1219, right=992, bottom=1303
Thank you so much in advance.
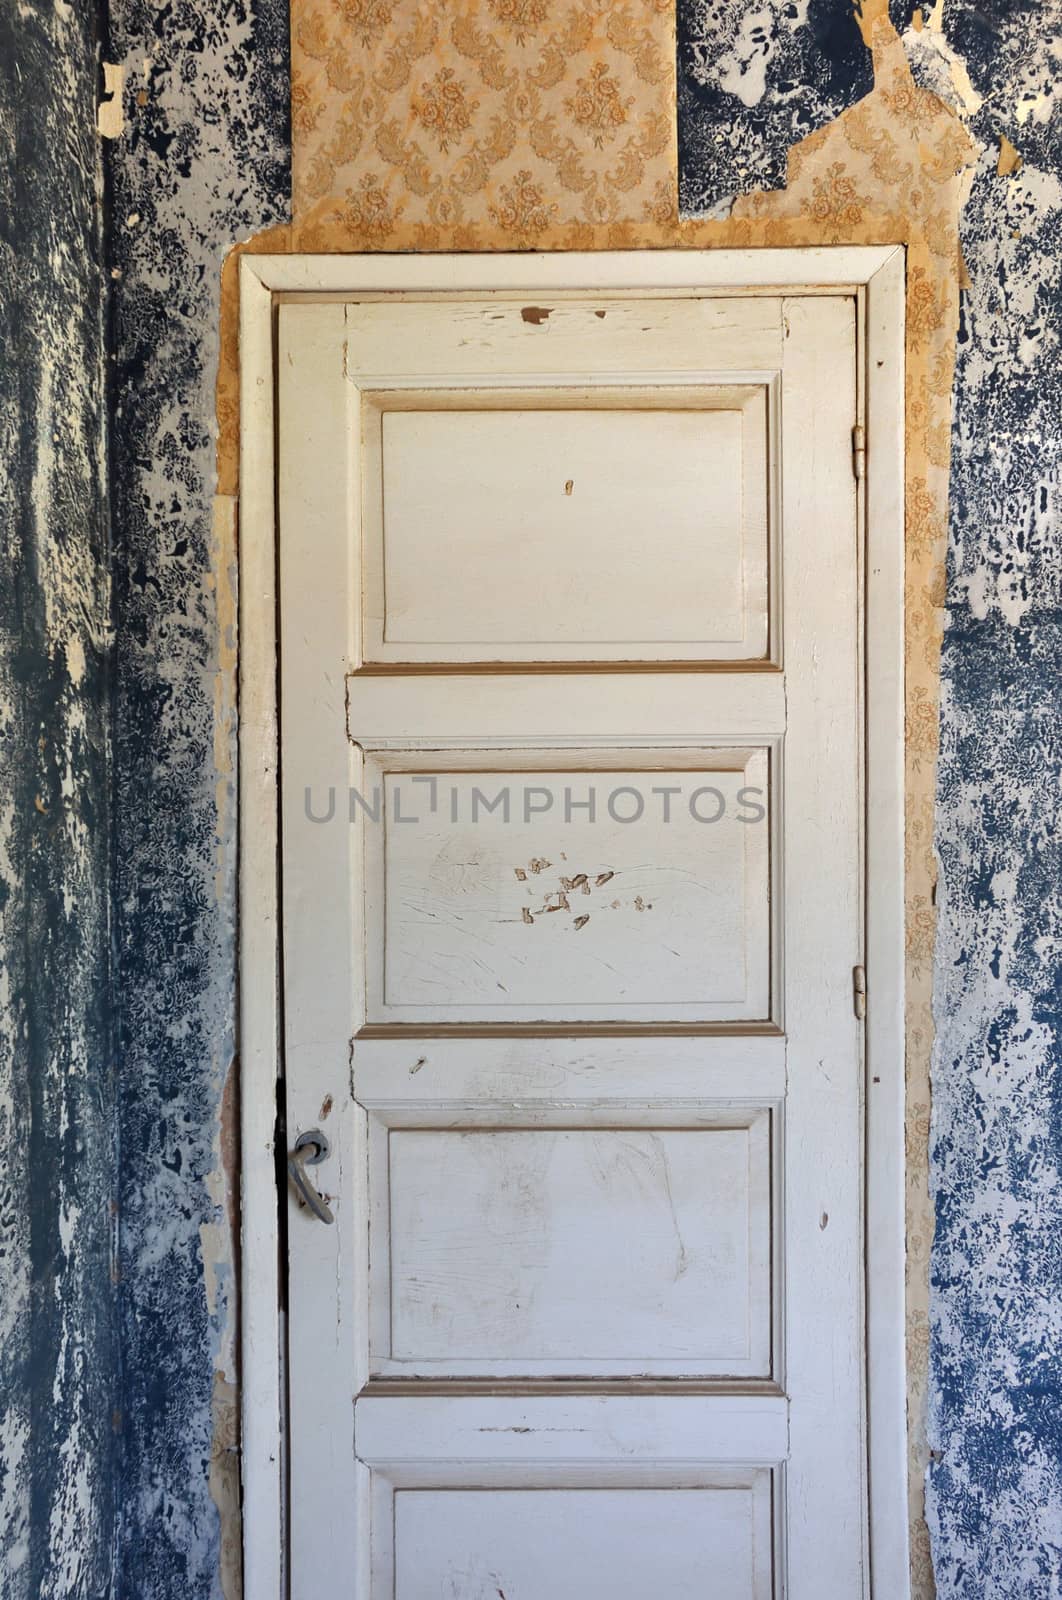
left=853, top=964, right=867, bottom=1020
left=852, top=424, right=866, bottom=481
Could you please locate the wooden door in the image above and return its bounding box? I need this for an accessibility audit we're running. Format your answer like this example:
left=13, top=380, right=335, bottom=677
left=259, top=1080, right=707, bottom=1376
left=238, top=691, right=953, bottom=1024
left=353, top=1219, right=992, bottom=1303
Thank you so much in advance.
left=277, top=285, right=865, bottom=1598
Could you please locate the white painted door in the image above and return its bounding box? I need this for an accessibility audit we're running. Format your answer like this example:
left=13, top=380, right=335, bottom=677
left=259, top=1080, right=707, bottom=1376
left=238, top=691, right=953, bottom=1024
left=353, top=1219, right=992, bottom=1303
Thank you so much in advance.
left=277, top=284, right=865, bottom=1598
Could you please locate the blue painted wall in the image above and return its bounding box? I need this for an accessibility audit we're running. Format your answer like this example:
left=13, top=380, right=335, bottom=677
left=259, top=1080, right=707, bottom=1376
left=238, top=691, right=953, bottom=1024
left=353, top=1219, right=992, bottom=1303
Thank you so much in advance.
left=1, top=0, right=288, bottom=1592
left=927, top=8, right=1062, bottom=1591
left=0, top=3, right=116, bottom=1596
left=105, top=0, right=288, bottom=1590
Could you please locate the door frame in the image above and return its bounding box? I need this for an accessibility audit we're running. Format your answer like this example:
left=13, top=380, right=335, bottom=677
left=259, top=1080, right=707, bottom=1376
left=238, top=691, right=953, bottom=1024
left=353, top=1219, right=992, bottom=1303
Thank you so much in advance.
left=237, top=246, right=907, bottom=1598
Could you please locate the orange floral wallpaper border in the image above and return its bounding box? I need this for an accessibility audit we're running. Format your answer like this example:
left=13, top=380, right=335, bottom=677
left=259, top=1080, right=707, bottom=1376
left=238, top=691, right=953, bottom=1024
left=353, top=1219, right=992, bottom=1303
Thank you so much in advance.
left=217, top=5, right=978, bottom=1592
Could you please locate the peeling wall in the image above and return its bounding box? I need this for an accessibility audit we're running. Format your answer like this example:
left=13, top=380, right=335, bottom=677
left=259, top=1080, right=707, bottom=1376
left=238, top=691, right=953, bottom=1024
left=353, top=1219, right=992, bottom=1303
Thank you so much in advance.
left=678, top=6, right=1062, bottom=1587
left=0, top=3, right=115, bottom=1597
left=921, top=7, right=1062, bottom=1593
left=2, top=0, right=1060, bottom=1595
left=104, top=0, right=288, bottom=1593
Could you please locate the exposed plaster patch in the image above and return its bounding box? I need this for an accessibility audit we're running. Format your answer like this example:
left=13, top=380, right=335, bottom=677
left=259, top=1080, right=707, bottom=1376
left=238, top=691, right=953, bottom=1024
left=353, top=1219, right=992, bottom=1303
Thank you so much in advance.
left=208, top=1371, right=242, bottom=1600
left=997, top=134, right=1022, bottom=177
left=65, top=632, right=86, bottom=687
left=97, top=62, right=126, bottom=138
left=901, top=20, right=982, bottom=118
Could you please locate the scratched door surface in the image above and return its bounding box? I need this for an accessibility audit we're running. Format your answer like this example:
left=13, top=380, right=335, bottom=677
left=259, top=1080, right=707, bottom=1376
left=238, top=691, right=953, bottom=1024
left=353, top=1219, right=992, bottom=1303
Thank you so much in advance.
left=278, top=288, right=864, bottom=1598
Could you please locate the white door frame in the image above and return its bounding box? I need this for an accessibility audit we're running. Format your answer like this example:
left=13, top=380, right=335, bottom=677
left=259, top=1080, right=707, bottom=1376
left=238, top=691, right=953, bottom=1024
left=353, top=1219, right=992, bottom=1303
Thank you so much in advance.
left=237, top=246, right=907, bottom=1598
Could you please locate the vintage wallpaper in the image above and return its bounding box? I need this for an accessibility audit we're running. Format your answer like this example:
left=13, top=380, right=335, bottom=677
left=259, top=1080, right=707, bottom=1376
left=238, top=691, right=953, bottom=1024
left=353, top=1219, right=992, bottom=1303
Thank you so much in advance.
left=291, top=0, right=677, bottom=238
left=2, top=0, right=1060, bottom=1595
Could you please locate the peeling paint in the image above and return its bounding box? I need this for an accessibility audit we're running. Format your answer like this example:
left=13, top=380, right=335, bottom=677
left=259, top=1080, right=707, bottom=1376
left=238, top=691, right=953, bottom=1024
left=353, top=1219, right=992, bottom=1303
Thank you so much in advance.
left=678, top=0, right=877, bottom=212
left=103, top=0, right=289, bottom=1587
left=901, top=16, right=983, bottom=118
left=0, top=0, right=115, bottom=1594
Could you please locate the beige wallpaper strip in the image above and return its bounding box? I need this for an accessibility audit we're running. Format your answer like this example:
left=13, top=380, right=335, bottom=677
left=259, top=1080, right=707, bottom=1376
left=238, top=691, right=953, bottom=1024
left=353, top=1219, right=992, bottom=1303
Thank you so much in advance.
left=218, top=4, right=978, bottom=1591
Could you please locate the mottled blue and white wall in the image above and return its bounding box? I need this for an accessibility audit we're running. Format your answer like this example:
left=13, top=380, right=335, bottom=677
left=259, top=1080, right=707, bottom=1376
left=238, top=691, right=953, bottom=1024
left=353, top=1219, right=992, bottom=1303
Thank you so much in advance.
left=1, top=0, right=289, bottom=1594
left=0, top=3, right=114, bottom=1595
left=105, top=0, right=288, bottom=1590
left=925, top=8, right=1062, bottom=1594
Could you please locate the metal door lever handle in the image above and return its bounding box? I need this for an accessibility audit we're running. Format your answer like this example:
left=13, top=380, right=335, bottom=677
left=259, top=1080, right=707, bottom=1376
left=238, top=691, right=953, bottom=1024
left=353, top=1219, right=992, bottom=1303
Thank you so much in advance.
left=287, top=1130, right=334, bottom=1224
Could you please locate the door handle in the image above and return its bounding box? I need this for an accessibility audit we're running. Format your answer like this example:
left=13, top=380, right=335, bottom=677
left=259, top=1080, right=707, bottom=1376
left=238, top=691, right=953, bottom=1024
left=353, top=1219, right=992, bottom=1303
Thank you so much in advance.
left=286, top=1130, right=334, bottom=1224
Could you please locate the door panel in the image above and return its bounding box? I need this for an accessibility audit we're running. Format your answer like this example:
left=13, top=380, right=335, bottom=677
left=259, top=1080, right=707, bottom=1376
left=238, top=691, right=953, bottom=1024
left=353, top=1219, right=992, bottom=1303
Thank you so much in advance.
left=361, top=747, right=771, bottom=1023
left=383, top=1479, right=774, bottom=1600
left=278, top=287, right=863, bottom=1598
left=342, top=296, right=783, bottom=381
left=361, top=386, right=768, bottom=662
left=369, top=1111, right=771, bottom=1379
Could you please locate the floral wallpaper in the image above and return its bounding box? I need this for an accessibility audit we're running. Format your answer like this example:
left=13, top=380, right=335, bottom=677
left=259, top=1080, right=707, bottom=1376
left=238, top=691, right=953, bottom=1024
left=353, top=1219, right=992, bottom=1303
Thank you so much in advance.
left=292, top=0, right=677, bottom=241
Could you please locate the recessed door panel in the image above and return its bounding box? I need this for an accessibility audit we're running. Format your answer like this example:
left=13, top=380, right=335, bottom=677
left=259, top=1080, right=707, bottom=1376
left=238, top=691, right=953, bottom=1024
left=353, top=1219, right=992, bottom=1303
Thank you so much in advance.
left=361, top=387, right=769, bottom=663
left=386, top=1481, right=773, bottom=1600
left=370, top=1112, right=771, bottom=1379
left=362, top=749, right=771, bottom=1023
